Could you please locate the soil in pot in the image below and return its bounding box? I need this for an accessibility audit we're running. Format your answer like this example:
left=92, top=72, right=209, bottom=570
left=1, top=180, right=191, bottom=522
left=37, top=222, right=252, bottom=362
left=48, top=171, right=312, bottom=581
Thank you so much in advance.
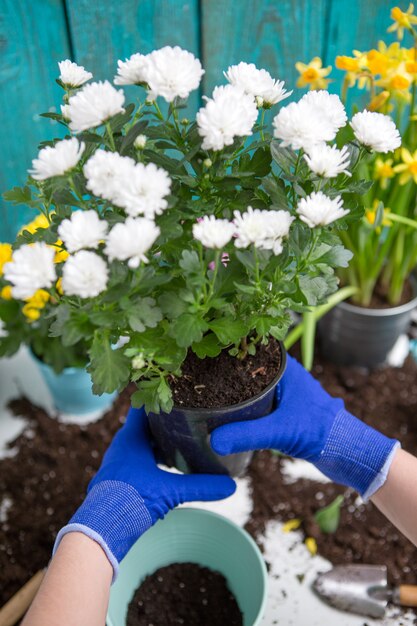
left=126, top=562, right=243, bottom=626
left=246, top=346, right=417, bottom=590
left=170, top=337, right=282, bottom=408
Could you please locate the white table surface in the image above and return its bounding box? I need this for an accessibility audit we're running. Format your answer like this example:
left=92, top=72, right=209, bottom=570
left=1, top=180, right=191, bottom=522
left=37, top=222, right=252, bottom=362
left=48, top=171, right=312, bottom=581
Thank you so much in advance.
left=0, top=346, right=415, bottom=625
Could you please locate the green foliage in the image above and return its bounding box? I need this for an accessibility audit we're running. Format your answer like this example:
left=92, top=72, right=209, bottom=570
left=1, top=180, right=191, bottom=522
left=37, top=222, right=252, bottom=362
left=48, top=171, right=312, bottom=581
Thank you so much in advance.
left=314, top=495, right=344, bottom=534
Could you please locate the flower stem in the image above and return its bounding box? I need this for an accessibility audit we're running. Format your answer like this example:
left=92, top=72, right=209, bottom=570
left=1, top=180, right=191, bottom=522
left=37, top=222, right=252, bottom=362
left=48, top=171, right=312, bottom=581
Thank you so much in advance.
left=105, top=122, right=116, bottom=151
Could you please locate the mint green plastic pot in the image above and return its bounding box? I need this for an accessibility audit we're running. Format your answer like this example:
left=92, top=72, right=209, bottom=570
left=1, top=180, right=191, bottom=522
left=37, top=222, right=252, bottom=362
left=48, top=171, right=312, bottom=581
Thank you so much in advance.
left=107, top=508, right=268, bottom=626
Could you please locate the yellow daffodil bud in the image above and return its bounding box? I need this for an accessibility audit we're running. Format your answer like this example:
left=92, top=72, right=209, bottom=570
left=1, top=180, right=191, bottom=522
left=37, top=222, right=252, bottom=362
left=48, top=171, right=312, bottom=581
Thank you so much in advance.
left=282, top=518, right=302, bottom=533
left=368, top=90, right=390, bottom=111
left=0, top=243, right=13, bottom=276
left=305, top=537, right=318, bottom=556
left=22, top=304, right=41, bottom=322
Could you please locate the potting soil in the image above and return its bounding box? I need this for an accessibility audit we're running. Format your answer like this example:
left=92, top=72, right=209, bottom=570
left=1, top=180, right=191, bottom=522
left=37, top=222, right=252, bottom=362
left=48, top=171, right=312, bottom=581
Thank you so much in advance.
left=126, top=562, right=243, bottom=626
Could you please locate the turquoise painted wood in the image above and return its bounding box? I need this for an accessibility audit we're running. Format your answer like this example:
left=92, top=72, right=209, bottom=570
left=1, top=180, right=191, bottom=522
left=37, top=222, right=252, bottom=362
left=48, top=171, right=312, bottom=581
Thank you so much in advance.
left=0, top=0, right=71, bottom=241
left=0, top=0, right=404, bottom=240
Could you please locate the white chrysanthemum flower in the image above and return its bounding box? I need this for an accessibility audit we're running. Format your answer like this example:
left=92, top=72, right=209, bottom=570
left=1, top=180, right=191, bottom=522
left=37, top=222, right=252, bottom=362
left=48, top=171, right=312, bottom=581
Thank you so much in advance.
left=144, top=46, right=204, bottom=102
left=304, top=144, right=351, bottom=178
left=301, top=90, right=347, bottom=133
left=297, top=191, right=349, bottom=228
left=29, top=138, right=85, bottom=180
left=62, top=251, right=108, bottom=298
left=58, top=60, right=92, bottom=87
left=350, top=111, right=401, bottom=153
left=234, top=207, right=294, bottom=255
left=3, top=243, right=56, bottom=300
left=272, top=99, right=335, bottom=151
left=61, top=104, right=71, bottom=120
left=58, top=210, right=108, bottom=253
left=83, top=150, right=135, bottom=203
left=197, top=85, right=258, bottom=151
left=224, top=62, right=292, bottom=106
left=116, top=162, right=172, bottom=219
left=193, top=216, right=235, bottom=249
left=114, top=53, right=149, bottom=85
left=105, top=217, right=160, bottom=268
left=0, top=319, right=7, bottom=338
left=67, top=81, right=125, bottom=132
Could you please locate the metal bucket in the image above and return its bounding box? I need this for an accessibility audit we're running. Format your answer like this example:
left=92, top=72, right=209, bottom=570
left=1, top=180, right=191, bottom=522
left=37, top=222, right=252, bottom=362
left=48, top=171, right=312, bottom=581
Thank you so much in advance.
left=147, top=343, right=287, bottom=476
left=318, top=281, right=417, bottom=368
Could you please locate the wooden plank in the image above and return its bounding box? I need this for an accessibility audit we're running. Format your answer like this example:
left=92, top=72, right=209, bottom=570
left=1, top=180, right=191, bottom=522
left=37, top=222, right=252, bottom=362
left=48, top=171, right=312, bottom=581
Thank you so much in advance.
left=0, top=0, right=71, bottom=240
left=200, top=0, right=328, bottom=100
left=324, top=0, right=397, bottom=107
left=65, top=0, right=201, bottom=115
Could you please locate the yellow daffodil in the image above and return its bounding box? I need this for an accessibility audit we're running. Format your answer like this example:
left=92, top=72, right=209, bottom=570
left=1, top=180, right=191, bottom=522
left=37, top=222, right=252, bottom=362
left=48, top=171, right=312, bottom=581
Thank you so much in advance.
left=282, top=518, right=302, bottom=533
left=22, top=289, right=50, bottom=322
left=394, top=147, right=417, bottom=184
left=56, top=278, right=63, bottom=295
left=19, top=213, right=50, bottom=235
left=336, top=51, right=369, bottom=88
left=305, top=537, right=318, bottom=556
left=367, top=49, right=390, bottom=76
left=365, top=201, right=392, bottom=231
left=374, top=157, right=395, bottom=188
left=377, top=62, right=413, bottom=96
left=388, top=4, right=417, bottom=40
left=54, top=240, right=69, bottom=264
left=0, top=243, right=12, bottom=275
left=295, top=57, right=332, bottom=90
left=0, top=285, right=12, bottom=300
left=368, top=90, right=390, bottom=111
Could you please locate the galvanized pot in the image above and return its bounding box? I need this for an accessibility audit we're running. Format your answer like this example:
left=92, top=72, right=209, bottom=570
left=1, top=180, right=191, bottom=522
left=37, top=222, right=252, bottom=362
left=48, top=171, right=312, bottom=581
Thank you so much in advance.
left=147, top=343, right=287, bottom=477
left=318, top=281, right=417, bottom=368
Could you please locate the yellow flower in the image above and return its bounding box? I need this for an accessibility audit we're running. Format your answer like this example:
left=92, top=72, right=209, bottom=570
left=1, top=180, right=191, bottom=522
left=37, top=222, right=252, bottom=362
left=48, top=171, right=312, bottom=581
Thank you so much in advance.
left=282, top=518, right=302, bottom=533
left=394, top=147, right=417, bottom=184
left=367, top=49, right=390, bottom=76
left=56, top=278, right=63, bottom=295
left=19, top=213, right=50, bottom=235
left=295, top=57, right=332, bottom=90
left=54, top=240, right=69, bottom=264
left=336, top=51, right=369, bottom=88
left=305, top=537, right=317, bottom=556
left=365, top=201, right=392, bottom=230
left=368, top=90, right=390, bottom=111
left=0, top=285, right=12, bottom=300
left=374, top=157, right=395, bottom=188
left=377, top=62, right=412, bottom=96
left=22, top=304, right=41, bottom=322
left=388, top=4, right=417, bottom=40
left=406, top=60, right=417, bottom=73
left=0, top=243, right=12, bottom=275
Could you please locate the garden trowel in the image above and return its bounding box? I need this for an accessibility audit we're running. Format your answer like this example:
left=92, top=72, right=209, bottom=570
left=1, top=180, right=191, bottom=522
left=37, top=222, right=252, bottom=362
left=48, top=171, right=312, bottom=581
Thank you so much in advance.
left=313, top=564, right=417, bottom=618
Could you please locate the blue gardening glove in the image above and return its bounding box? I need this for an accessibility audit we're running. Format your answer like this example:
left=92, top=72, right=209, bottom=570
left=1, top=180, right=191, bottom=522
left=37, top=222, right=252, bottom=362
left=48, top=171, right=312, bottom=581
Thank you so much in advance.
left=211, top=355, right=399, bottom=500
left=53, top=407, right=236, bottom=580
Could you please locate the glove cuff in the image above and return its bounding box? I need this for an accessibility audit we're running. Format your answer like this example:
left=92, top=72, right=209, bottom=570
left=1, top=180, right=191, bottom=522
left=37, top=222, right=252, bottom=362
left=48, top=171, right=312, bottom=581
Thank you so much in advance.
left=315, top=409, right=400, bottom=497
left=53, top=480, right=152, bottom=581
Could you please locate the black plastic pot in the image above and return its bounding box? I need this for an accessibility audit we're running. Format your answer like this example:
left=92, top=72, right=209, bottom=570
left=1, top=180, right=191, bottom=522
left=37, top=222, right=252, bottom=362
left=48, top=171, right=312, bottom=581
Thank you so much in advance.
left=147, top=342, right=287, bottom=477
left=318, top=279, right=417, bottom=368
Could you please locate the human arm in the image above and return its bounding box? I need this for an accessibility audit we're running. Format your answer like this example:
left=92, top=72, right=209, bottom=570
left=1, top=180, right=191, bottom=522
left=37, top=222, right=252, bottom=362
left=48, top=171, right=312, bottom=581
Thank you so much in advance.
left=371, top=448, right=417, bottom=546
left=22, top=407, right=236, bottom=626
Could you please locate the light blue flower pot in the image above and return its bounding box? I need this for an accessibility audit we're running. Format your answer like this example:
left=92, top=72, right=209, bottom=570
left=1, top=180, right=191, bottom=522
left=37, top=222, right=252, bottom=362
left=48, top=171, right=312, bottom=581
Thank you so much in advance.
left=33, top=355, right=117, bottom=415
left=107, top=508, right=268, bottom=626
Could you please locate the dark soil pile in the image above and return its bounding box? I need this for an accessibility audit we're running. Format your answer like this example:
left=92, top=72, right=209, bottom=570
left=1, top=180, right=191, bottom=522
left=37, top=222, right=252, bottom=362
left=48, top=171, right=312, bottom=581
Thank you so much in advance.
left=170, top=338, right=282, bottom=408
left=246, top=351, right=417, bottom=588
left=126, top=562, right=243, bottom=626
left=0, top=390, right=132, bottom=608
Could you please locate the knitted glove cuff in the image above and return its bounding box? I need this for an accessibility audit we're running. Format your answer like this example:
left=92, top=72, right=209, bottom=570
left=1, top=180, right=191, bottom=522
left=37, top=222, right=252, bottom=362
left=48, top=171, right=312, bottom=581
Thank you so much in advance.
left=52, top=480, right=153, bottom=581
left=315, top=409, right=400, bottom=497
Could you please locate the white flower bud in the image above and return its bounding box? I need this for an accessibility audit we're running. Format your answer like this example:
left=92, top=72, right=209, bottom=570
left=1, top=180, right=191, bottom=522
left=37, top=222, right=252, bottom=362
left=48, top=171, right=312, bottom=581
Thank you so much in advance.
left=132, top=354, right=146, bottom=370
left=255, top=95, right=264, bottom=108
left=134, top=134, right=147, bottom=149
left=203, top=158, right=212, bottom=168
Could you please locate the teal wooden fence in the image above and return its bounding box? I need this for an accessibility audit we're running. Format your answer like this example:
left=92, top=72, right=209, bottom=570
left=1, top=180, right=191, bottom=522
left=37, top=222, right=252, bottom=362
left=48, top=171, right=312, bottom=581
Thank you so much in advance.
left=1, top=0, right=395, bottom=240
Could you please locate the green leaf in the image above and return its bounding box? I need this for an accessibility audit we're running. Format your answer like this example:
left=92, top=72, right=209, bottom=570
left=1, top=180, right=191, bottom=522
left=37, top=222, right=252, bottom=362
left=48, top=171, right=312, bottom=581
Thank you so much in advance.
left=158, top=292, right=188, bottom=318
left=131, top=377, right=173, bottom=414
left=120, top=119, right=148, bottom=153
left=209, top=318, right=247, bottom=344
left=298, top=275, right=329, bottom=306
left=88, top=332, right=131, bottom=394
left=270, top=143, right=297, bottom=173
left=3, top=185, right=33, bottom=205
left=250, top=147, right=272, bottom=177
left=320, top=245, right=353, bottom=268
left=192, top=333, right=222, bottom=358
left=314, top=495, right=344, bottom=534
left=171, top=313, right=208, bottom=347
left=128, top=297, right=163, bottom=332
left=262, top=177, right=289, bottom=210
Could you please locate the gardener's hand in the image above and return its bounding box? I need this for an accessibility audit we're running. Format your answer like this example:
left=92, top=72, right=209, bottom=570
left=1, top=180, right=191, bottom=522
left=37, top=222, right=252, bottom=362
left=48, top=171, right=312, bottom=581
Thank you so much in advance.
left=211, top=355, right=399, bottom=500
left=53, top=407, right=236, bottom=580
